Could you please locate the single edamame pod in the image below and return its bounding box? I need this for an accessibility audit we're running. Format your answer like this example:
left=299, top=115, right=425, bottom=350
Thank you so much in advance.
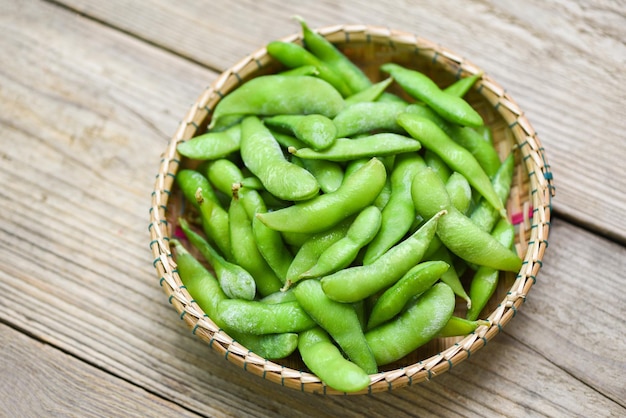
left=240, top=116, right=320, bottom=201
left=442, top=72, right=483, bottom=98
left=398, top=113, right=506, bottom=218
left=278, top=64, right=319, bottom=77
left=179, top=218, right=256, bottom=301
left=365, top=282, right=456, bottom=366
left=381, top=63, right=483, bottom=127
left=446, top=172, right=473, bottom=216
left=299, top=206, right=382, bottom=279
left=344, top=77, right=394, bottom=105
left=363, top=153, right=426, bottom=264
left=176, top=123, right=241, bottom=160
left=228, top=197, right=283, bottom=296
left=209, top=75, right=345, bottom=128
left=427, top=245, right=471, bottom=307
left=296, top=16, right=372, bottom=95
left=264, top=114, right=337, bottom=151
left=217, top=299, right=315, bottom=335
left=436, top=316, right=490, bottom=338
left=466, top=217, right=516, bottom=321
left=367, top=260, right=450, bottom=329
left=332, top=101, right=407, bottom=138
left=298, top=327, right=371, bottom=393
left=321, top=210, right=444, bottom=303
left=256, top=157, right=387, bottom=234
left=293, top=279, right=378, bottom=374
left=411, top=164, right=522, bottom=272
left=289, top=133, right=421, bottom=162
left=172, top=240, right=297, bottom=359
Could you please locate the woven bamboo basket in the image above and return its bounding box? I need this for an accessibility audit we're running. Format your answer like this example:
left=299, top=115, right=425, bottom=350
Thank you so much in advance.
left=149, top=24, right=555, bottom=395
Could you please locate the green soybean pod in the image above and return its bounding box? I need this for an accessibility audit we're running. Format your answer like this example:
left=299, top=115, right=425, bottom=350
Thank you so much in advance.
left=367, top=260, right=450, bottom=329
left=299, top=206, right=382, bottom=279
left=260, top=288, right=297, bottom=304
left=179, top=218, right=256, bottom=301
left=176, top=123, right=241, bottom=160
left=425, top=149, right=452, bottom=183
left=398, top=112, right=506, bottom=218
left=289, top=133, right=421, bottom=162
left=466, top=217, right=517, bottom=321
left=256, top=157, right=387, bottom=234
left=333, top=101, right=407, bottom=138
left=442, top=72, right=483, bottom=98
left=365, top=282, right=456, bottom=366
left=411, top=165, right=522, bottom=272
left=381, top=63, right=483, bottom=127
left=446, top=172, right=473, bottom=215
left=210, top=75, right=345, bottom=128
left=217, top=299, right=315, bottom=335
left=436, top=316, right=490, bottom=338
left=321, top=210, right=444, bottom=303
left=284, top=219, right=352, bottom=287
left=172, top=240, right=297, bottom=359
left=278, top=64, right=319, bottom=77
left=470, top=152, right=515, bottom=233
left=293, top=279, right=378, bottom=374
left=298, top=327, right=371, bottom=393
left=344, top=77, right=394, bottom=105
left=427, top=245, right=471, bottom=307
left=363, top=153, right=426, bottom=264
left=266, top=41, right=352, bottom=97
left=296, top=16, right=372, bottom=95
left=264, top=114, right=337, bottom=151
left=228, top=197, right=283, bottom=297
left=240, top=116, right=320, bottom=201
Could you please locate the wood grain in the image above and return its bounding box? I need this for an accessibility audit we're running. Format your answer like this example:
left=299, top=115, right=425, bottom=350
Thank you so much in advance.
left=0, top=323, right=201, bottom=417
left=56, top=0, right=626, bottom=244
left=0, top=0, right=624, bottom=416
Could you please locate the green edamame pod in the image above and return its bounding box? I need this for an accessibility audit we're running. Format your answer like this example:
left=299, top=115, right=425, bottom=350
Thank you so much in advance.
left=210, top=75, right=345, bottom=128
left=470, top=152, right=515, bottom=233
left=217, top=299, right=315, bottom=335
left=289, top=133, right=421, bottom=162
left=260, top=288, right=297, bottom=304
left=466, top=217, right=516, bottom=321
left=376, top=92, right=410, bottom=104
left=300, top=206, right=382, bottom=279
left=256, top=157, right=387, bottom=234
left=367, top=260, right=450, bottom=329
left=285, top=219, right=352, bottom=287
left=296, top=16, right=372, bottom=95
left=436, top=316, right=490, bottom=338
left=193, top=185, right=231, bottom=260
left=176, top=123, right=241, bottom=160
left=398, top=113, right=506, bottom=217
left=363, top=153, right=426, bottom=264
left=298, top=327, right=371, bottom=393
left=321, top=210, right=444, bottom=303
left=411, top=165, right=522, bottom=272
left=446, top=172, right=473, bottom=215
left=427, top=245, right=471, bottom=307
left=381, top=63, right=483, bottom=127
left=179, top=218, right=256, bottom=301
left=172, top=240, right=297, bottom=359
left=228, top=197, right=282, bottom=296
left=266, top=41, right=352, bottom=97
left=425, top=149, right=452, bottom=183
left=293, top=279, right=378, bottom=374
left=264, top=114, right=337, bottom=151
left=278, top=65, right=319, bottom=77
left=333, top=102, right=407, bottom=138
left=365, top=282, right=456, bottom=366
left=344, top=77, right=393, bottom=105
left=474, top=125, right=494, bottom=144
left=240, top=116, right=320, bottom=201
left=442, top=72, right=483, bottom=98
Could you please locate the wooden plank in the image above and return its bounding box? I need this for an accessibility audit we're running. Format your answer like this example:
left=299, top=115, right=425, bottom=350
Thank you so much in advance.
left=56, top=0, right=626, bottom=244
left=0, top=0, right=624, bottom=417
left=0, top=323, right=201, bottom=417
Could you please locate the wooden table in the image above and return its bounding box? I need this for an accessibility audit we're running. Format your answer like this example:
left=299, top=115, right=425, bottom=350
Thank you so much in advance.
left=1, top=0, right=624, bottom=416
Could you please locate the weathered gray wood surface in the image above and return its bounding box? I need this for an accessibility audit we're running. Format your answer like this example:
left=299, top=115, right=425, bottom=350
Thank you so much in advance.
left=0, top=0, right=624, bottom=416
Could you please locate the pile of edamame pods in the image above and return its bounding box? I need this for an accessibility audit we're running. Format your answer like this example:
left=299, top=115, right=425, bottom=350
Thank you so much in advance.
left=172, top=17, right=522, bottom=393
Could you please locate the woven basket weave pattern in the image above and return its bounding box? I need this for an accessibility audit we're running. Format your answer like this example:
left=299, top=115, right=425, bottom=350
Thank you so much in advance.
left=148, top=24, right=554, bottom=395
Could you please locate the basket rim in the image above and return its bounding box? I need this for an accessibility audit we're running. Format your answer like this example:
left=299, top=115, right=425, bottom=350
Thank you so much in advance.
left=148, top=23, right=555, bottom=395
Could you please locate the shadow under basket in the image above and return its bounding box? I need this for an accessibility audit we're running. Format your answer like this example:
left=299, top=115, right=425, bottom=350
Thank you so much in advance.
left=149, top=24, right=555, bottom=395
